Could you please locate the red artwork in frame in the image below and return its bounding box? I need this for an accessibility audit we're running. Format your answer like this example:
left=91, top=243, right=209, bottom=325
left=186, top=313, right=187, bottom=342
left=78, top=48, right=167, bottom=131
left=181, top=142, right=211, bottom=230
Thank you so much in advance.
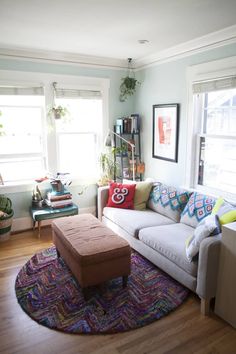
left=152, top=104, right=179, bottom=162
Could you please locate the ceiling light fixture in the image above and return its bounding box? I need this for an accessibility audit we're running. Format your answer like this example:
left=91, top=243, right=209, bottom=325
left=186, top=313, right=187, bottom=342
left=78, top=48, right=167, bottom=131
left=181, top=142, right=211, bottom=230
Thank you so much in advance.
left=138, top=39, right=149, bottom=44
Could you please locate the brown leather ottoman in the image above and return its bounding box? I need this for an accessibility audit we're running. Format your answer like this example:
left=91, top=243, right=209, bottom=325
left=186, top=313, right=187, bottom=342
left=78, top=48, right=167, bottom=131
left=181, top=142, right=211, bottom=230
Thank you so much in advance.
left=52, top=214, right=131, bottom=290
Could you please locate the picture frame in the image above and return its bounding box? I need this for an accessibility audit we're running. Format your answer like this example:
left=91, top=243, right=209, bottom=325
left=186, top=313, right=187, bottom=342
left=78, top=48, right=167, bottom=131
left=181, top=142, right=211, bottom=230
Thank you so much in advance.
left=152, top=103, right=179, bottom=162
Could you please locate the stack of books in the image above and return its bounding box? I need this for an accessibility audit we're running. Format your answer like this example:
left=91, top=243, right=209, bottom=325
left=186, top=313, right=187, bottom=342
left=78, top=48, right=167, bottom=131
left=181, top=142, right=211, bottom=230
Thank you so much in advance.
left=45, top=189, right=73, bottom=209
left=116, top=114, right=140, bottom=134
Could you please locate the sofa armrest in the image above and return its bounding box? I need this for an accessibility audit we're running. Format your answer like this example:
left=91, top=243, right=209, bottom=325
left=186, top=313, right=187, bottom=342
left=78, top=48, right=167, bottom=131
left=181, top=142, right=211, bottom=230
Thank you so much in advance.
left=97, top=186, right=109, bottom=221
left=196, top=234, right=221, bottom=301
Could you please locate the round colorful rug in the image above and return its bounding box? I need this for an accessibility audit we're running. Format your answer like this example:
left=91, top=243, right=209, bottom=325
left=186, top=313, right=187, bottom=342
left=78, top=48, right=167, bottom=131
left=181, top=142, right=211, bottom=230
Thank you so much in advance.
left=15, top=247, right=189, bottom=334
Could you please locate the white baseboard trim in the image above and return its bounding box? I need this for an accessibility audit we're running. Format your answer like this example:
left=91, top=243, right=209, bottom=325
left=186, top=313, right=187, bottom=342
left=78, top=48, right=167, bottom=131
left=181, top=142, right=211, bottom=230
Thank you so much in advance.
left=11, top=206, right=96, bottom=233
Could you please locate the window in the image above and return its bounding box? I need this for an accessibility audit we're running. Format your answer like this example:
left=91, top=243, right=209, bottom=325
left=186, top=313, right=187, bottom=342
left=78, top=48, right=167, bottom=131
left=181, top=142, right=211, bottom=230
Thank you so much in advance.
left=54, top=88, right=102, bottom=181
left=0, top=87, right=46, bottom=183
left=0, top=71, right=109, bottom=190
left=188, top=69, right=236, bottom=198
left=0, top=73, right=109, bottom=189
left=195, top=89, right=236, bottom=195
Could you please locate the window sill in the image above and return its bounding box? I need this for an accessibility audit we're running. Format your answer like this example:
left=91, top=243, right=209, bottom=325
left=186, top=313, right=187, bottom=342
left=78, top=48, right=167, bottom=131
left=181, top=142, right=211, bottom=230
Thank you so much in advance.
left=0, top=177, right=98, bottom=194
left=0, top=181, right=39, bottom=194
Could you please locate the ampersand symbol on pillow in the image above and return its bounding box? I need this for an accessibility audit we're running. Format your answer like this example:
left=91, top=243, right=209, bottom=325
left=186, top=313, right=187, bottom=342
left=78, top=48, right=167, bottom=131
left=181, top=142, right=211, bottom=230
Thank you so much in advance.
left=111, top=187, right=129, bottom=204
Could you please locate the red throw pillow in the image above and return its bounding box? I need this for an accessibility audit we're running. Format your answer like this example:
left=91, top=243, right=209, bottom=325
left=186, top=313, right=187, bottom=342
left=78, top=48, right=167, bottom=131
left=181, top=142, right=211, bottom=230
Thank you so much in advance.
left=107, top=182, right=136, bottom=209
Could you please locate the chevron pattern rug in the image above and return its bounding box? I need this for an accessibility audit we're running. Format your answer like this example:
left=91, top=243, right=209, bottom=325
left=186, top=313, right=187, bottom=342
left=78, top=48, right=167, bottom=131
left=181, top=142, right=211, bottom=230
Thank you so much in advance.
left=15, top=247, right=189, bottom=334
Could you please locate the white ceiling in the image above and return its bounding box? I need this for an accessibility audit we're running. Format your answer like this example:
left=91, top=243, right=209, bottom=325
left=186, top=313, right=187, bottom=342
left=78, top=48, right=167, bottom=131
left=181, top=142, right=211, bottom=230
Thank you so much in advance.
left=0, top=0, right=236, bottom=69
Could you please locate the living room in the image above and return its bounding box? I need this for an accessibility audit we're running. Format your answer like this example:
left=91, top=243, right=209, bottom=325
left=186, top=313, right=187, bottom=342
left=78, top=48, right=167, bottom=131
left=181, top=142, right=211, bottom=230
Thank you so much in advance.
left=0, top=1, right=236, bottom=353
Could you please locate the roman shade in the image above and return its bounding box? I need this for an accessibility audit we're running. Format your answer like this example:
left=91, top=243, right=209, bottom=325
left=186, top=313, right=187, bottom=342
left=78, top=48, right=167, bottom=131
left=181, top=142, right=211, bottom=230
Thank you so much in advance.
left=193, top=75, right=236, bottom=94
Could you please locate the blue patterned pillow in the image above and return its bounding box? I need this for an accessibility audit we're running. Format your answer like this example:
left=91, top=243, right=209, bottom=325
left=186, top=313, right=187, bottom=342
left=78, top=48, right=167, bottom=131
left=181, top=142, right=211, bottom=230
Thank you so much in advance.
left=147, top=182, right=190, bottom=222
left=180, top=192, right=216, bottom=228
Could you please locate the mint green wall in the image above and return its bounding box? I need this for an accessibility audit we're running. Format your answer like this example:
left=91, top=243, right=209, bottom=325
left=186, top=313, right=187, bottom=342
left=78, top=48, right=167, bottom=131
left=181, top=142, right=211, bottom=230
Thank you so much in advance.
left=135, top=43, right=236, bottom=187
left=0, top=59, right=134, bottom=218
left=0, top=58, right=134, bottom=120
left=1, top=43, right=236, bottom=220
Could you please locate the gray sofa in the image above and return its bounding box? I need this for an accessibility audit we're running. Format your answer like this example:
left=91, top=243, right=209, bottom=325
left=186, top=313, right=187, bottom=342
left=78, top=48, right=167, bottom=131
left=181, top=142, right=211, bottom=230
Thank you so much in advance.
left=97, top=185, right=222, bottom=315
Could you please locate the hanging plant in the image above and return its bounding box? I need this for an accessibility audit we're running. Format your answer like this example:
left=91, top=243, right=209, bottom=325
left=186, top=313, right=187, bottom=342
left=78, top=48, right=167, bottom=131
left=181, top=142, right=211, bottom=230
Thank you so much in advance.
left=119, top=58, right=140, bottom=102
left=48, top=105, right=69, bottom=120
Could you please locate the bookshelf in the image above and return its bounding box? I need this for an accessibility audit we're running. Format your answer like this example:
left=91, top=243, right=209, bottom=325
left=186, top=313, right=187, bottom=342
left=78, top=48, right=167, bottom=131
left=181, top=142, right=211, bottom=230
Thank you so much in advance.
left=113, top=115, right=144, bottom=182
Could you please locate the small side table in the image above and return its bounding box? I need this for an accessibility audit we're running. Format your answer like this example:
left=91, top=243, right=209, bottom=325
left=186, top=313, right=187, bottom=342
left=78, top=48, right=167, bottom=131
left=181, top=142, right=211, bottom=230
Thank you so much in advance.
left=30, top=203, right=78, bottom=238
left=215, top=222, right=236, bottom=328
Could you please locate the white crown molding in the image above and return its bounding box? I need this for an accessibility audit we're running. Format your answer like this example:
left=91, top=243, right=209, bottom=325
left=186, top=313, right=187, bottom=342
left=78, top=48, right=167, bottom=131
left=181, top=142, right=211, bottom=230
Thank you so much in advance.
left=135, top=25, right=236, bottom=70
left=0, top=47, right=128, bottom=70
left=0, top=25, right=236, bottom=71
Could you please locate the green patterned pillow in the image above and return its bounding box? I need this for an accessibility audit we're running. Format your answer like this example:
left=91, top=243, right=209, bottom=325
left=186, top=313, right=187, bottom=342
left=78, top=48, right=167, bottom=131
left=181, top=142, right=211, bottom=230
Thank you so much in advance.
left=147, top=182, right=190, bottom=222
left=180, top=192, right=216, bottom=228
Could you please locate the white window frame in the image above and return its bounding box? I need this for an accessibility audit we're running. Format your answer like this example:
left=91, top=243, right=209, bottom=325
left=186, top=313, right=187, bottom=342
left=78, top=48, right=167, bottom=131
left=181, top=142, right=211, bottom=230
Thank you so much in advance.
left=0, top=70, right=110, bottom=193
left=185, top=56, right=236, bottom=200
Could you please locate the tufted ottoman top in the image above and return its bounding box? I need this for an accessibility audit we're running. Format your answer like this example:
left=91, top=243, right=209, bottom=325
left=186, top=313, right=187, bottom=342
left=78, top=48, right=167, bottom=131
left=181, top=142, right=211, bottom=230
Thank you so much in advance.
left=52, top=213, right=130, bottom=266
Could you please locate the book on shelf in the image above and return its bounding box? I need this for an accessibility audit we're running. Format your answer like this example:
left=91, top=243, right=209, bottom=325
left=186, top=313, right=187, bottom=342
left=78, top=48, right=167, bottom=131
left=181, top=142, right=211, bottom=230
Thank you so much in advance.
left=116, top=115, right=140, bottom=134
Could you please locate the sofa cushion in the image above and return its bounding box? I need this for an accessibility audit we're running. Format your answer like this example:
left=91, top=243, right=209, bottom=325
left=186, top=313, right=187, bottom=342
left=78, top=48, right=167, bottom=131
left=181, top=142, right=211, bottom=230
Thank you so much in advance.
left=185, top=214, right=221, bottom=262
left=212, top=197, right=236, bottom=225
left=134, top=181, right=153, bottom=210
left=139, top=223, right=198, bottom=276
left=180, top=192, right=216, bottom=228
left=103, top=207, right=175, bottom=238
left=106, top=182, right=136, bottom=209
left=147, top=182, right=190, bottom=222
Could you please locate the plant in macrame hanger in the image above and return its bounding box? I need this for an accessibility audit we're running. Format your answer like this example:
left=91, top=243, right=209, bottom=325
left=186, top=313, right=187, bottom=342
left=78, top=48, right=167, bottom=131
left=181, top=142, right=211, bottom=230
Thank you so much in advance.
left=119, top=58, right=140, bottom=102
left=48, top=82, right=70, bottom=120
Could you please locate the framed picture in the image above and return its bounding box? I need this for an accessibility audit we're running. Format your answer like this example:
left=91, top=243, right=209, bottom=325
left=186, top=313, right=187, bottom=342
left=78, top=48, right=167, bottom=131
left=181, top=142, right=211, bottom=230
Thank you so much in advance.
left=152, top=103, right=179, bottom=162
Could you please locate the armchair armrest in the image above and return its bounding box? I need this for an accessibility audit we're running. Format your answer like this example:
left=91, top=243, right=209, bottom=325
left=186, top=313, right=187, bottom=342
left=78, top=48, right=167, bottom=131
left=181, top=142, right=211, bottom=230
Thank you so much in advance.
left=196, top=234, right=221, bottom=301
left=97, top=186, right=109, bottom=221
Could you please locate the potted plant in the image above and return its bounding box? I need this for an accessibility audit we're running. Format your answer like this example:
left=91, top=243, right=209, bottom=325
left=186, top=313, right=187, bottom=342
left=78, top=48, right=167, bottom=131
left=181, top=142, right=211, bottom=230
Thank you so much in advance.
left=119, top=58, right=140, bottom=102
left=0, top=195, right=14, bottom=241
left=112, top=144, right=128, bottom=156
left=119, top=77, right=140, bottom=102
left=98, top=152, right=117, bottom=186
left=48, top=105, right=69, bottom=120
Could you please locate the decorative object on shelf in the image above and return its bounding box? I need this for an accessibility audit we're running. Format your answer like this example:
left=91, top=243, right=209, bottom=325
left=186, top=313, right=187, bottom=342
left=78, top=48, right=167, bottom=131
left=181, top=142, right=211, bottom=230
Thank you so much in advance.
left=152, top=103, right=180, bottom=163
left=136, top=161, right=145, bottom=174
left=105, top=130, right=136, bottom=181
left=48, top=82, right=69, bottom=120
left=119, top=58, right=140, bottom=102
left=0, top=195, right=14, bottom=241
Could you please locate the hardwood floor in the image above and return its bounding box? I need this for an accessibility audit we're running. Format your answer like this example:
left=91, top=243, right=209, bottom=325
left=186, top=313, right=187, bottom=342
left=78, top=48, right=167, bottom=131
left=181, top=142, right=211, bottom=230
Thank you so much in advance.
left=0, top=227, right=236, bottom=354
